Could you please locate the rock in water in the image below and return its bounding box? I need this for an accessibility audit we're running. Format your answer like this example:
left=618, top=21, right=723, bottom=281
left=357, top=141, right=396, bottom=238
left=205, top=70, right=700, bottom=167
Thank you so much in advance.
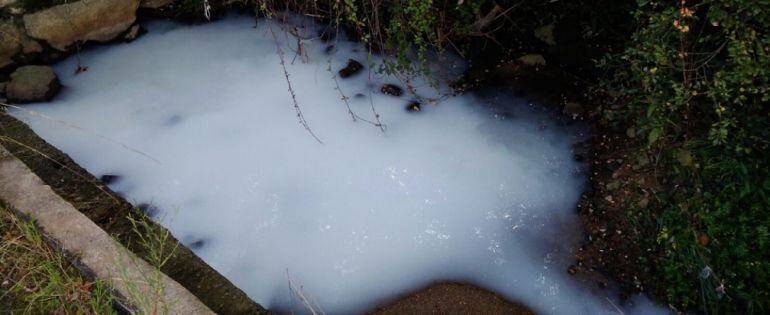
left=381, top=84, right=404, bottom=96
left=405, top=101, right=421, bottom=112
left=6, top=65, right=60, bottom=103
left=99, top=174, right=121, bottom=185
left=338, top=59, right=363, bottom=78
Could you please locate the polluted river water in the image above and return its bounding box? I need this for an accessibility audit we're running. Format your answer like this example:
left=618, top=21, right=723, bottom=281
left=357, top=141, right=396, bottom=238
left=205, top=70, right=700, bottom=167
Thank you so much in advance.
left=10, top=14, right=665, bottom=315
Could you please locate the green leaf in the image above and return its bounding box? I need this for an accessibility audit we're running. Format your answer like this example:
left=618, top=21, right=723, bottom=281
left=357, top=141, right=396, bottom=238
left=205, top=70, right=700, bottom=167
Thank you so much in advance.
left=648, top=127, right=663, bottom=145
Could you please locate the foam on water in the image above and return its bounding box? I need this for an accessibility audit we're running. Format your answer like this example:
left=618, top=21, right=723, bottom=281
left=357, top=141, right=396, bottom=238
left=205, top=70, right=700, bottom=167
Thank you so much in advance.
left=10, top=15, right=664, bottom=314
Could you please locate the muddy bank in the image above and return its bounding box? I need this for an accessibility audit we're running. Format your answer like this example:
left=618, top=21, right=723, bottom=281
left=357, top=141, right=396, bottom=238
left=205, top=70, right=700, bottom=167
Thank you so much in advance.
left=369, top=282, right=535, bottom=315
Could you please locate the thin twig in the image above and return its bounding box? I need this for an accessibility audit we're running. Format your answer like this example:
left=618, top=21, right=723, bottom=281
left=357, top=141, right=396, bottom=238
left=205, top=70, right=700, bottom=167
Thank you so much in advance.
left=1, top=103, right=162, bottom=165
left=263, top=13, right=324, bottom=145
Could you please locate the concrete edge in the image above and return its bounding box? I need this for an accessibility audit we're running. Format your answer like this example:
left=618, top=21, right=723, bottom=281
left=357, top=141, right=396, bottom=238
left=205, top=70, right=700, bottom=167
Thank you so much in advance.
left=0, top=144, right=215, bottom=315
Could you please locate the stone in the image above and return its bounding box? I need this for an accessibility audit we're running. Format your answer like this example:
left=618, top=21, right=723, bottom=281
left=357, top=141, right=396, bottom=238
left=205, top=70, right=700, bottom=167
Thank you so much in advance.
left=319, top=29, right=334, bottom=42
left=0, top=20, right=22, bottom=68
left=23, top=0, right=139, bottom=51
left=405, top=101, right=421, bottom=112
left=189, top=238, right=206, bottom=250
left=563, top=102, right=584, bottom=119
left=605, top=180, right=621, bottom=191
left=137, top=202, right=159, bottom=217
left=124, top=24, right=141, bottom=41
left=99, top=174, right=121, bottom=185
left=140, top=0, right=175, bottom=9
left=21, top=38, right=42, bottom=53
left=626, top=127, right=636, bottom=138
left=381, top=84, right=404, bottom=96
left=534, top=23, right=556, bottom=46
left=0, top=81, right=6, bottom=94
left=6, top=65, right=60, bottom=103
left=517, top=54, right=546, bottom=66
left=338, top=59, right=363, bottom=78
left=0, top=0, right=16, bottom=10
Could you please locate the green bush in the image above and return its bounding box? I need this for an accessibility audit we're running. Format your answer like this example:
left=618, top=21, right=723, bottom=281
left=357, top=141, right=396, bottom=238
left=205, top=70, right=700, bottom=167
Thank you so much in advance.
left=600, top=0, right=770, bottom=313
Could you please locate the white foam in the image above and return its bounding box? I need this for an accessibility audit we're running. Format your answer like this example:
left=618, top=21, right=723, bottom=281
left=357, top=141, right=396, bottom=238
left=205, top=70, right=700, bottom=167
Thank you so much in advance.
left=10, top=15, right=664, bottom=314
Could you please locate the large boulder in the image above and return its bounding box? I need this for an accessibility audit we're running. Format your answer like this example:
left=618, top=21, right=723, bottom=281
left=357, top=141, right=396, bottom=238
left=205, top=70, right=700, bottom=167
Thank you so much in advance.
left=6, top=65, right=60, bottom=103
left=23, top=0, right=139, bottom=51
left=140, top=0, right=175, bottom=9
left=0, top=20, right=22, bottom=68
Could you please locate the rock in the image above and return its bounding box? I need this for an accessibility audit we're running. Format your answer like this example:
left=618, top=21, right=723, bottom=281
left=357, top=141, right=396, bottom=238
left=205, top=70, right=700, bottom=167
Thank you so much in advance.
left=188, top=238, right=206, bottom=249
left=0, top=81, right=7, bottom=94
left=381, top=84, right=404, bottom=96
left=0, top=0, right=16, bottom=10
left=124, top=24, right=141, bottom=41
left=534, top=23, right=556, bottom=46
left=605, top=180, right=621, bottom=191
left=0, top=20, right=22, bottom=68
left=21, top=38, right=42, bottom=53
left=23, top=0, right=139, bottom=51
left=405, top=101, right=421, bottom=112
left=140, top=0, right=175, bottom=8
left=338, top=59, right=363, bottom=78
left=517, top=54, right=546, bottom=66
left=137, top=202, right=159, bottom=217
left=6, top=65, right=60, bottom=103
left=319, top=29, right=334, bottom=42
left=626, top=127, right=636, bottom=138
left=99, top=174, right=121, bottom=185
left=563, top=102, right=584, bottom=119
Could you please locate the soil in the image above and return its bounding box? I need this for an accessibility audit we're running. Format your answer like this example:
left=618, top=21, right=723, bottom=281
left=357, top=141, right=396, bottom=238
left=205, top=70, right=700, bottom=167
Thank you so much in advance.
left=369, top=282, right=535, bottom=315
left=460, top=50, right=661, bottom=308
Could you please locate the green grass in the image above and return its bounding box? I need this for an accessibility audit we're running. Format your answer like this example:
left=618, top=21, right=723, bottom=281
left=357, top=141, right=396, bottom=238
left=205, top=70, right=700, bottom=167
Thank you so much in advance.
left=0, top=203, right=117, bottom=314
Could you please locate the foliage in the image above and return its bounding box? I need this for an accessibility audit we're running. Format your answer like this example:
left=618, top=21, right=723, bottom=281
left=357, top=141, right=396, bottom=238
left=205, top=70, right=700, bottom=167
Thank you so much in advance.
left=599, top=0, right=770, bottom=313
left=329, top=0, right=514, bottom=77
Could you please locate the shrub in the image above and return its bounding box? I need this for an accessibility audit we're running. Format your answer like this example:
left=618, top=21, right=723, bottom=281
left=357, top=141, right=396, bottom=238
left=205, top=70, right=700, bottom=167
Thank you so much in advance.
left=599, top=0, right=770, bottom=313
